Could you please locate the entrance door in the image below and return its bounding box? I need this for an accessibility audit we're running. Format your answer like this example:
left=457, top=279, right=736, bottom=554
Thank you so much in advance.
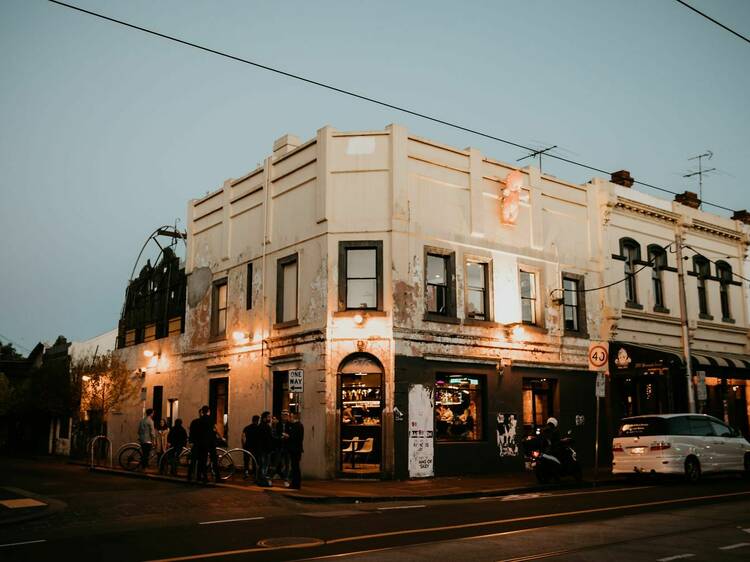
left=209, top=378, right=229, bottom=440
left=338, top=354, right=383, bottom=475
left=272, top=371, right=290, bottom=419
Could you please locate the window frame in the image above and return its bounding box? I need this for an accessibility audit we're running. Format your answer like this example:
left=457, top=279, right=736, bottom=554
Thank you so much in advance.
left=210, top=277, right=228, bottom=339
left=693, top=256, right=711, bottom=319
left=716, top=261, right=733, bottom=322
left=275, top=253, right=299, bottom=328
left=434, top=373, right=486, bottom=443
left=338, top=241, right=384, bottom=312
left=246, top=262, right=253, bottom=311
left=647, top=245, right=669, bottom=314
left=424, top=247, right=457, bottom=322
left=464, top=257, right=492, bottom=322
left=519, top=269, right=539, bottom=325
left=620, top=238, right=641, bottom=308
left=561, top=272, right=588, bottom=337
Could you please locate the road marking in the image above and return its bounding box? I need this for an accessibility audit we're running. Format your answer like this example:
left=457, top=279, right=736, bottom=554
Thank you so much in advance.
left=145, top=489, right=750, bottom=562
left=0, top=498, right=47, bottom=509
left=0, top=539, right=47, bottom=548
left=657, top=554, right=695, bottom=561
left=480, top=485, right=654, bottom=501
left=719, top=542, right=750, bottom=550
left=376, top=505, right=425, bottom=511
left=198, top=516, right=264, bottom=525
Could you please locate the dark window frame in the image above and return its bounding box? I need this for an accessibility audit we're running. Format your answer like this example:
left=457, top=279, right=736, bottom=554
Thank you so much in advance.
left=562, top=272, right=588, bottom=337
left=464, top=258, right=492, bottom=322
left=434, top=373, right=487, bottom=443
left=519, top=269, right=538, bottom=325
left=338, top=241, right=384, bottom=312
left=210, top=277, right=228, bottom=339
left=647, top=245, right=669, bottom=314
left=275, top=253, right=299, bottom=328
left=693, top=256, right=711, bottom=319
left=424, top=247, right=457, bottom=322
left=716, top=260, right=733, bottom=321
left=620, top=238, right=641, bottom=308
left=246, top=262, right=253, bottom=310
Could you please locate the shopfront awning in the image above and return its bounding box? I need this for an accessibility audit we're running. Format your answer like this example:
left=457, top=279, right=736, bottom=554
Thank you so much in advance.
left=611, top=342, right=750, bottom=375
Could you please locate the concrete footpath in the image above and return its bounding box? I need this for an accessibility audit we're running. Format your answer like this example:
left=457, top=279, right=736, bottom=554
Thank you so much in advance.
left=0, top=486, right=65, bottom=526
left=85, top=461, right=616, bottom=503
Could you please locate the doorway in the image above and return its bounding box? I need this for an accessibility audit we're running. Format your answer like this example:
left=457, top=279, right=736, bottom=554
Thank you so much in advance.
left=209, top=378, right=229, bottom=440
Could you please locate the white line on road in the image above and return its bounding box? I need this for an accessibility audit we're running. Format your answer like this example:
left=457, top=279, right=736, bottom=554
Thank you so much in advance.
left=0, top=539, right=47, bottom=548
left=376, top=504, right=425, bottom=511
left=480, top=485, right=654, bottom=501
left=656, top=554, right=695, bottom=561
left=198, top=516, right=265, bottom=525
left=719, top=542, right=750, bottom=550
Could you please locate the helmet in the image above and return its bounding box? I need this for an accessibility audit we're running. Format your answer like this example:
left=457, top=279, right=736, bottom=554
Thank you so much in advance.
left=546, top=417, right=558, bottom=428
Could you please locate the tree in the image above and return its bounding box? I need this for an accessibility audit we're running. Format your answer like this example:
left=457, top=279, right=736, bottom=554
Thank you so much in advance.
left=72, top=352, right=141, bottom=427
left=0, top=342, right=23, bottom=360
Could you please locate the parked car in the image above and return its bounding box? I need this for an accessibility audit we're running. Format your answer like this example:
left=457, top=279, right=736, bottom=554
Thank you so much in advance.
left=612, top=413, right=750, bottom=482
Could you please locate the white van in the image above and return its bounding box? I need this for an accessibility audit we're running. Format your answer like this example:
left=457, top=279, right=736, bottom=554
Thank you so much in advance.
left=612, top=413, right=750, bottom=482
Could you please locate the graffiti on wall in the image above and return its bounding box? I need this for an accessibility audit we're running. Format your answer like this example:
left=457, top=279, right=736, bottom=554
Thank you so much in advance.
left=408, top=384, right=434, bottom=478
left=496, top=413, right=519, bottom=457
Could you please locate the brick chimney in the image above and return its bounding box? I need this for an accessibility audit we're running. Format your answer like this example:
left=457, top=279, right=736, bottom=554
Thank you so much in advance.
left=610, top=170, right=634, bottom=188
left=732, top=209, right=750, bottom=224
left=674, top=191, right=701, bottom=209
left=272, top=134, right=301, bottom=158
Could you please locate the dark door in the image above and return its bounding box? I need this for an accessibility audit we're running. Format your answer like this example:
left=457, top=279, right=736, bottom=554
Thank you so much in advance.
left=209, top=378, right=229, bottom=440
left=272, top=371, right=290, bottom=420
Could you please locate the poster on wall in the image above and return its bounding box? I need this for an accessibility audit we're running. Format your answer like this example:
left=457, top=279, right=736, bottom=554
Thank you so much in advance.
left=408, top=384, right=434, bottom=478
left=496, top=413, right=519, bottom=457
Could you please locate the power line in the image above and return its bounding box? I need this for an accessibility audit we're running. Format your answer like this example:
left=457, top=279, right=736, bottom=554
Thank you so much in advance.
left=673, top=0, right=750, bottom=45
left=682, top=244, right=750, bottom=284
left=48, top=0, right=739, bottom=214
left=0, top=332, right=32, bottom=354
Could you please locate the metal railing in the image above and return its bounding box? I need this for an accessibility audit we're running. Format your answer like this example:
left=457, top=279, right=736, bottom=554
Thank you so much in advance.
left=88, top=435, right=112, bottom=469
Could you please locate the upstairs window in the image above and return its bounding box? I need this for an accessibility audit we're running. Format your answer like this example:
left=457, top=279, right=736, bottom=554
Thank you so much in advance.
left=246, top=262, right=253, bottom=310
left=562, top=273, right=587, bottom=336
left=620, top=238, right=641, bottom=306
left=648, top=245, right=668, bottom=311
left=693, top=256, right=710, bottom=317
left=520, top=270, right=537, bottom=325
left=276, top=254, right=298, bottom=325
left=466, top=261, right=489, bottom=320
left=425, top=249, right=456, bottom=318
left=716, top=261, right=733, bottom=320
left=211, top=278, right=228, bottom=337
left=339, top=241, right=383, bottom=310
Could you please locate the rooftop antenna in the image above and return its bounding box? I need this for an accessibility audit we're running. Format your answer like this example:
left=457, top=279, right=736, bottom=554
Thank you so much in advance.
left=684, top=151, right=715, bottom=209
left=517, top=145, right=557, bottom=173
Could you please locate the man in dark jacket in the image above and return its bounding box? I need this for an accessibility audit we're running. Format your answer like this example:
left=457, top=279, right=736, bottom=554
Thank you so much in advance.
left=273, top=410, right=292, bottom=486
left=287, top=412, right=304, bottom=489
left=166, top=418, right=188, bottom=476
left=241, top=415, right=260, bottom=479
left=256, top=411, right=274, bottom=486
left=189, top=406, right=215, bottom=483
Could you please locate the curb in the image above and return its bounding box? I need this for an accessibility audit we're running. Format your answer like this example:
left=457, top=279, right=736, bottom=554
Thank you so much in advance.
left=87, top=464, right=618, bottom=503
left=0, top=487, right=67, bottom=527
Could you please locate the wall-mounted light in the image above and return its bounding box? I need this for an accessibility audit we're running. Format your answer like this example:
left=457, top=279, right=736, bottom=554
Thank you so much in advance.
left=512, top=324, right=525, bottom=340
left=143, top=350, right=155, bottom=358
left=81, top=375, right=91, bottom=382
left=353, top=313, right=365, bottom=325
left=232, top=331, right=250, bottom=344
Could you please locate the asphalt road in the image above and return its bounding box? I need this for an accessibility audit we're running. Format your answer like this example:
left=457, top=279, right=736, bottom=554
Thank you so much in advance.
left=1, top=458, right=749, bottom=562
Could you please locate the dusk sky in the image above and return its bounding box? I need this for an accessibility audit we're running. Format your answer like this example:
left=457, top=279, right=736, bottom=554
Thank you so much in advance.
left=1, top=0, right=748, bottom=352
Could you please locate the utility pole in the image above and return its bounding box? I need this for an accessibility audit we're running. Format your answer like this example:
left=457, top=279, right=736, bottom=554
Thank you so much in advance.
left=675, top=230, right=696, bottom=413
left=684, top=151, right=715, bottom=209
left=517, top=145, right=557, bottom=173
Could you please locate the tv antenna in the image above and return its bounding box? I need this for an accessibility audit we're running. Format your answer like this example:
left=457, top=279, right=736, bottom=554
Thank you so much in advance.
left=683, top=151, right=715, bottom=207
left=517, top=145, right=557, bottom=173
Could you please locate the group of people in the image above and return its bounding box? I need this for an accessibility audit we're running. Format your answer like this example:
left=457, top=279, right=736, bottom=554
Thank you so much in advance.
left=241, top=409, right=304, bottom=489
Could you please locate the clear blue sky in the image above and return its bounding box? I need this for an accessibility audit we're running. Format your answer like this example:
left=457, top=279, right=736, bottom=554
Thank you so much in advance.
left=1, top=0, right=748, bottom=351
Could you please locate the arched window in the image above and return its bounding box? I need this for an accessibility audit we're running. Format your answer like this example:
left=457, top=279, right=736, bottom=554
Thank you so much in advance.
left=647, top=245, right=667, bottom=311
left=693, top=256, right=711, bottom=316
left=716, top=261, right=733, bottom=320
left=620, top=238, right=641, bottom=306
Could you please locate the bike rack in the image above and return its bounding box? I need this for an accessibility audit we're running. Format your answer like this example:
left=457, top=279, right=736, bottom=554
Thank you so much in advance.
left=88, top=435, right=112, bottom=469
left=224, top=448, right=257, bottom=475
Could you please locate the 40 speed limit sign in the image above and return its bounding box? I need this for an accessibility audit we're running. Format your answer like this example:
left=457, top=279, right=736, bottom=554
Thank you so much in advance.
left=588, top=342, right=609, bottom=371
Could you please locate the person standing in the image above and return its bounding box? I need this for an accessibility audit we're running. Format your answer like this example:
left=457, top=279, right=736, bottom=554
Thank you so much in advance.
left=256, top=411, right=274, bottom=486
left=137, top=408, right=156, bottom=471
left=166, top=418, right=187, bottom=476
left=273, top=410, right=292, bottom=486
left=188, top=406, right=212, bottom=483
left=241, top=415, right=260, bottom=479
left=287, top=412, right=304, bottom=490
left=155, top=418, right=169, bottom=469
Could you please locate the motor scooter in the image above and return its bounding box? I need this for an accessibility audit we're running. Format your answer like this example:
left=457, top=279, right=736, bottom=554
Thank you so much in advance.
left=524, top=430, right=582, bottom=484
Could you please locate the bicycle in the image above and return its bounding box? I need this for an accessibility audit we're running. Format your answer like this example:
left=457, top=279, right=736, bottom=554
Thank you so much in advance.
left=117, top=442, right=160, bottom=471
left=160, top=445, right=236, bottom=481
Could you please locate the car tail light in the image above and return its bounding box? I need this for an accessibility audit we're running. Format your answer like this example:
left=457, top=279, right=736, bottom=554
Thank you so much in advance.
left=532, top=450, right=540, bottom=458
left=613, top=444, right=624, bottom=453
left=650, top=441, right=671, bottom=451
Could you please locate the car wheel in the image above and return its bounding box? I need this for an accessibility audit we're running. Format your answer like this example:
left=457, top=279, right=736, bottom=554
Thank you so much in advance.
left=684, top=457, right=701, bottom=483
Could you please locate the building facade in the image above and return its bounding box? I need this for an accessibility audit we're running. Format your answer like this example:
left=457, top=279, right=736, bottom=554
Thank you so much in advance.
left=110, top=124, right=750, bottom=479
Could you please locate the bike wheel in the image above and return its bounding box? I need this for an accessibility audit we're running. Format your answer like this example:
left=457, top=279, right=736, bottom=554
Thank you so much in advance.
left=216, top=451, right=235, bottom=481
left=119, top=446, right=142, bottom=471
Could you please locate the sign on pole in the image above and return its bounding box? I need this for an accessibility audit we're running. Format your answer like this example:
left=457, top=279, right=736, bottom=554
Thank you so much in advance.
left=695, top=371, right=707, bottom=401
left=289, top=369, right=304, bottom=393
left=595, top=372, right=606, bottom=398
left=588, top=342, right=609, bottom=371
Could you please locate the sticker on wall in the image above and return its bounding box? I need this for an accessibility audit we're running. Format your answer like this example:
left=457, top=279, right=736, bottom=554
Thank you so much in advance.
left=500, top=170, right=525, bottom=225
left=496, top=413, right=519, bottom=457
left=614, top=347, right=631, bottom=369
left=408, top=384, right=434, bottom=478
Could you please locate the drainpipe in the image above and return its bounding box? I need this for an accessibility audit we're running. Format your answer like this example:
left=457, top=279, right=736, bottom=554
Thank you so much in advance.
left=260, top=156, right=272, bottom=411
left=675, top=229, right=696, bottom=413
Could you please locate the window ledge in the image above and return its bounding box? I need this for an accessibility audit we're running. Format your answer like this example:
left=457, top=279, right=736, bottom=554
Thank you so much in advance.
left=722, top=317, right=736, bottom=324
left=424, top=314, right=461, bottom=325
left=699, top=313, right=714, bottom=321
left=653, top=306, right=671, bottom=314
left=463, top=318, right=501, bottom=328
left=625, top=302, right=643, bottom=310
left=520, top=324, right=548, bottom=335
left=208, top=334, right=227, bottom=344
left=273, top=319, right=300, bottom=330
left=334, top=310, right=387, bottom=318
left=564, top=330, right=589, bottom=339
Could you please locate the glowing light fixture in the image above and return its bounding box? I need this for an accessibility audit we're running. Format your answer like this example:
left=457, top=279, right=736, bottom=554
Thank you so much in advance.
left=512, top=324, right=525, bottom=340
left=143, top=350, right=154, bottom=358
left=81, top=375, right=91, bottom=382
left=232, top=331, right=250, bottom=344
left=353, top=313, right=365, bottom=325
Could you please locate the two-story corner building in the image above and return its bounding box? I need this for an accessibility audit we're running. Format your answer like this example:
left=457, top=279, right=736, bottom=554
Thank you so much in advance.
left=588, top=175, right=750, bottom=438
left=110, top=124, right=612, bottom=480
